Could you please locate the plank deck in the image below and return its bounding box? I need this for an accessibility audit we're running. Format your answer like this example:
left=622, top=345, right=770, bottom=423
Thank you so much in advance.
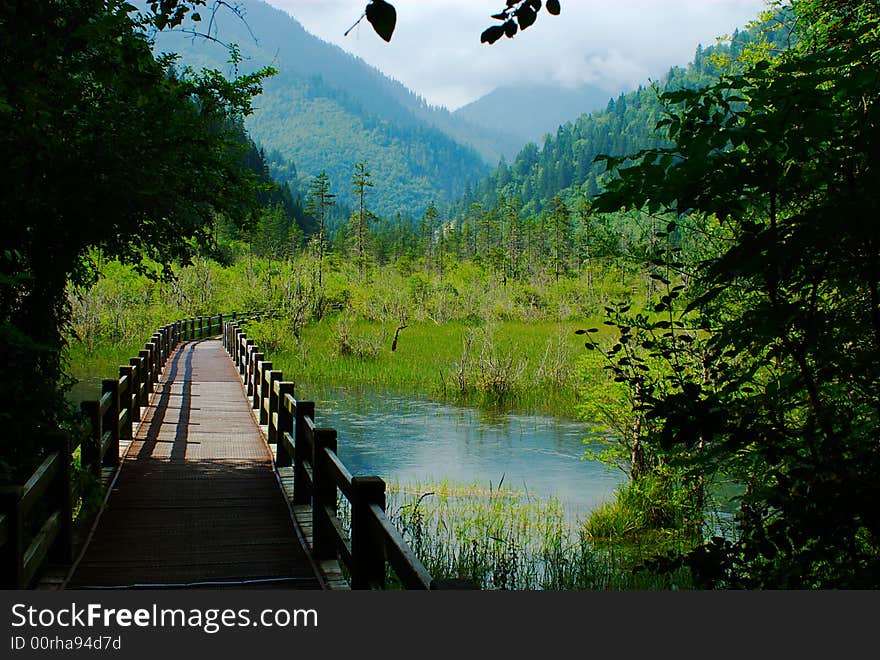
left=65, top=339, right=323, bottom=590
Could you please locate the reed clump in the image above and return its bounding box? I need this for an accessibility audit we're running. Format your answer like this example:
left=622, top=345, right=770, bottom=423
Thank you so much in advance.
left=385, top=479, right=694, bottom=590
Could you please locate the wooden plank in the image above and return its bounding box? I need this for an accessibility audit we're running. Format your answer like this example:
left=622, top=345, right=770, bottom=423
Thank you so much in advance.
left=100, top=430, right=113, bottom=460
left=323, top=449, right=354, bottom=501
left=19, top=453, right=60, bottom=520
left=22, top=511, right=60, bottom=588
left=323, top=504, right=353, bottom=569
left=99, top=391, right=113, bottom=416
left=67, top=339, right=322, bottom=590
left=370, top=504, right=433, bottom=590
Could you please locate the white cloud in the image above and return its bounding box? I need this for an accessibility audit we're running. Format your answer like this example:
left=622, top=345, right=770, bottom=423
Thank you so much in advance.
left=265, top=0, right=768, bottom=109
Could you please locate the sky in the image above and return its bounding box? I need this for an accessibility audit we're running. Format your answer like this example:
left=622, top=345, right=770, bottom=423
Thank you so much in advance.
left=263, top=0, right=768, bottom=110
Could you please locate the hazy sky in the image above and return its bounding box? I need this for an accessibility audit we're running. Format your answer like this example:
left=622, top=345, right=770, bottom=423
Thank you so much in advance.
left=263, top=0, right=768, bottom=110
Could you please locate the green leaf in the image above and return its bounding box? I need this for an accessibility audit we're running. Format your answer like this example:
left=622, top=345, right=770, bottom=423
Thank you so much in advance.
left=546, top=0, right=561, bottom=15
left=365, top=1, right=396, bottom=42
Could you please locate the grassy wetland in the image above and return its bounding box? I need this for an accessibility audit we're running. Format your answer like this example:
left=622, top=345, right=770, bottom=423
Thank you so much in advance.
left=64, top=246, right=708, bottom=589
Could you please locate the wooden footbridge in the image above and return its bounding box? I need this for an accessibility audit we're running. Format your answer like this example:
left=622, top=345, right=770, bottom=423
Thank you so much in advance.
left=0, top=314, right=443, bottom=590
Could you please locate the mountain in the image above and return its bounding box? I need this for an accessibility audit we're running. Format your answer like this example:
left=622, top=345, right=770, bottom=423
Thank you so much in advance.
left=151, top=0, right=499, bottom=217
left=457, top=21, right=793, bottom=217
left=455, top=83, right=614, bottom=157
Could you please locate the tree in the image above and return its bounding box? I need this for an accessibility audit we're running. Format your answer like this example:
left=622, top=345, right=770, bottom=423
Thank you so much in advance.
left=548, top=195, right=571, bottom=283
left=305, top=171, right=336, bottom=286
left=419, top=202, right=440, bottom=273
left=0, top=0, right=273, bottom=471
left=592, top=0, right=880, bottom=587
left=351, top=161, right=376, bottom=274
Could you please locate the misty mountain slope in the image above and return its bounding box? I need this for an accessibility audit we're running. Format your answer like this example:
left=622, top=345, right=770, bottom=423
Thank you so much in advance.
left=455, top=83, right=614, bottom=154
left=459, top=20, right=793, bottom=217
left=153, top=0, right=493, bottom=216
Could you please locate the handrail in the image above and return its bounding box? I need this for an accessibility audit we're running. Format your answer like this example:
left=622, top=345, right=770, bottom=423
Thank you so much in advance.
left=0, top=433, right=71, bottom=589
left=0, top=309, right=274, bottom=588
left=1, top=306, right=443, bottom=589
left=223, top=317, right=458, bottom=591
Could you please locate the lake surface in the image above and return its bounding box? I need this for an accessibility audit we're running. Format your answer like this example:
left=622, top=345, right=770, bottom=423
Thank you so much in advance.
left=304, top=386, right=624, bottom=519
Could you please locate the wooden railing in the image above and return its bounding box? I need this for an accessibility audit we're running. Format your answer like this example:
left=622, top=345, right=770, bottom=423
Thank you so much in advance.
left=224, top=319, right=449, bottom=590
left=0, top=310, right=268, bottom=588
left=0, top=432, right=72, bottom=589
left=1, top=309, right=452, bottom=590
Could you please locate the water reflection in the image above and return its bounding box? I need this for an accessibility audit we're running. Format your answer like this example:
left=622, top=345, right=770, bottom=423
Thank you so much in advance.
left=306, top=386, right=624, bottom=519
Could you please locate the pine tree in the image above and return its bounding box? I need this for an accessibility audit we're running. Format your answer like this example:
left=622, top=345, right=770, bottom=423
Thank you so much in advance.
left=548, top=194, right=571, bottom=283
left=351, top=161, right=375, bottom=274
left=305, top=171, right=335, bottom=286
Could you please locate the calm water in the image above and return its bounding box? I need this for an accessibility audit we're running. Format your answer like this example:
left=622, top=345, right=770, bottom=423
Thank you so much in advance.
left=304, top=386, right=624, bottom=519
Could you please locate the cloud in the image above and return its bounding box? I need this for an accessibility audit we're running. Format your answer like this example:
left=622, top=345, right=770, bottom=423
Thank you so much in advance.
left=265, top=0, right=767, bottom=109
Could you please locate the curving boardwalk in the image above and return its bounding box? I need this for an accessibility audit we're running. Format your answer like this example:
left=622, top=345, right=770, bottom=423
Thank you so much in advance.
left=66, top=339, right=322, bottom=589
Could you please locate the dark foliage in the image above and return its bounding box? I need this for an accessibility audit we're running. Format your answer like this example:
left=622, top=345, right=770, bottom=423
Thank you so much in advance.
left=0, top=0, right=271, bottom=474
left=591, top=0, right=880, bottom=587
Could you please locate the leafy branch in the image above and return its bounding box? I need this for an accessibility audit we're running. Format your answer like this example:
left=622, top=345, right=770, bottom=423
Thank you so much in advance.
left=346, top=1, right=561, bottom=44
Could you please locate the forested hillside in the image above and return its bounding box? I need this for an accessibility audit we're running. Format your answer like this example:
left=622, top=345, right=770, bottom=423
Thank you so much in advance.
left=458, top=20, right=791, bottom=217
left=153, top=0, right=498, bottom=216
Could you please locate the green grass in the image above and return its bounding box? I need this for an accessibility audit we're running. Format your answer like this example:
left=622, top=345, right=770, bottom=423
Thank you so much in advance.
left=245, top=316, right=612, bottom=418
left=383, top=479, right=694, bottom=590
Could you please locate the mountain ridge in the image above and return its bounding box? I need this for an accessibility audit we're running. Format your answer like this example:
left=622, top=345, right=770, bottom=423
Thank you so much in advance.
left=152, top=0, right=497, bottom=216
left=455, top=83, right=615, bottom=157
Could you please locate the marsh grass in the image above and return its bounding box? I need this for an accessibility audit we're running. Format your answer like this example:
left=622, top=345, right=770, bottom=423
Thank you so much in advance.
left=383, top=479, right=694, bottom=590
left=246, top=317, right=608, bottom=418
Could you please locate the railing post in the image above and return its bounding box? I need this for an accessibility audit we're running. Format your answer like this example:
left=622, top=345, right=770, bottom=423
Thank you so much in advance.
left=293, top=401, right=315, bottom=505
left=159, top=328, right=167, bottom=362
left=151, top=333, right=162, bottom=366
left=238, top=334, right=248, bottom=375
left=80, top=400, right=102, bottom=479
left=132, top=356, right=148, bottom=408
left=127, top=359, right=141, bottom=422
left=0, top=486, right=23, bottom=588
left=228, top=322, right=238, bottom=355
left=233, top=328, right=241, bottom=367
left=144, top=345, right=156, bottom=393
left=258, top=362, right=273, bottom=423
left=102, top=378, right=120, bottom=468
left=312, top=428, right=338, bottom=561
left=351, top=476, right=387, bottom=590
left=118, top=365, right=135, bottom=440
left=267, top=370, right=283, bottom=444
left=276, top=382, right=295, bottom=467
left=46, top=432, right=73, bottom=565
left=242, top=339, right=254, bottom=377
left=248, top=352, right=264, bottom=397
